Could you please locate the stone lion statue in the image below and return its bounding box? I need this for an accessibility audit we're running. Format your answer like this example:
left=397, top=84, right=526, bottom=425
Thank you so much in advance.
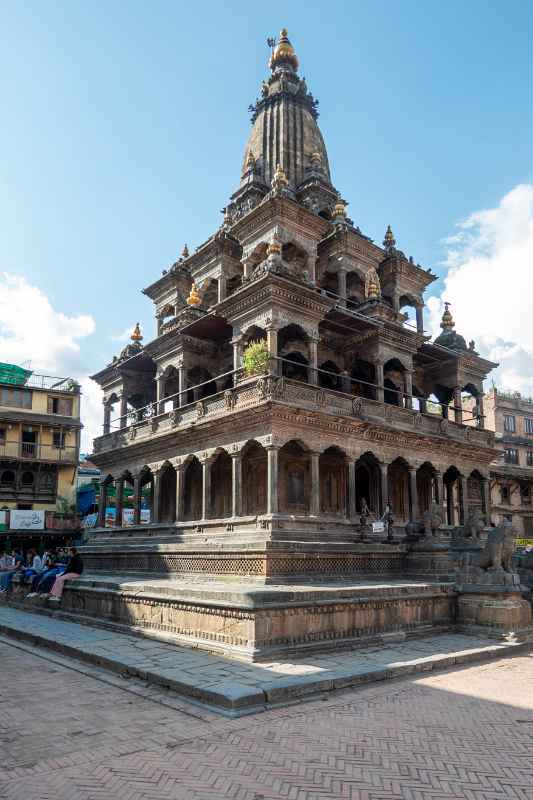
left=470, top=520, right=516, bottom=573
left=421, top=503, right=443, bottom=537
left=462, top=508, right=485, bottom=539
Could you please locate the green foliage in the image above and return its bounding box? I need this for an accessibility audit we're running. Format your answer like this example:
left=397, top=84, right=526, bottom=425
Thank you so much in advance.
left=242, top=339, right=269, bottom=376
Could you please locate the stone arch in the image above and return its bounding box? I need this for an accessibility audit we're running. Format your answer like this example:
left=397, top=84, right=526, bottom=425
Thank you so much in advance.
left=282, top=241, right=309, bottom=276
left=279, top=323, right=310, bottom=382
left=318, top=359, right=341, bottom=390
left=242, top=325, right=267, bottom=347
left=354, top=451, right=381, bottom=514
left=161, top=365, right=180, bottom=408
left=210, top=449, right=232, bottom=519
left=242, top=440, right=267, bottom=516
left=186, top=366, right=216, bottom=404
left=139, top=466, right=154, bottom=524
left=201, top=279, right=219, bottom=309
left=443, top=465, right=463, bottom=526
left=417, top=462, right=438, bottom=514
left=20, top=470, right=35, bottom=486
left=279, top=439, right=311, bottom=514
left=1, top=469, right=15, bottom=485
left=159, top=462, right=177, bottom=523
left=159, top=303, right=175, bottom=321
left=388, top=457, right=411, bottom=522
left=320, top=446, right=348, bottom=516
left=346, top=271, right=365, bottom=305
left=399, top=294, right=419, bottom=329
left=384, top=358, right=405, bottom=407
left=351, top=359, right=376, bottom=400
left=183, top=456, right=202, bottom=521
left=433, top=385, right=453, bottom=418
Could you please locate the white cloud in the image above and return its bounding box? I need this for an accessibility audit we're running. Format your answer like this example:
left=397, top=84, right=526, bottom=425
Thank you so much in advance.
left=110, top=326, right=135, bottom=343
left=0, top=273, right=101, bottom=450
left=427, top=184, right=533, bottom=398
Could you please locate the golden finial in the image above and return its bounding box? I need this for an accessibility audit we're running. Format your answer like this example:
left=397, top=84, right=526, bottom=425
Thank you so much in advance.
left=186, top=281, right=201, bottom=306
left=131, top=322, right=143, bottom=342
left=269, top=28, right=299, bottom=71
left=383, top=225, right=396, bottom=250
left=365, top=267, right=381, bottom=301
left=181, top=244, right=190, bottom=259
left=441, top=301, right=455, bottom=330
left=266, top=235, right=282, bottom=256
left=333, top=200, right=347, bottom=219
left=245, top=150, right=256, bottom=170
left=272, top=163, right=289, bottom=190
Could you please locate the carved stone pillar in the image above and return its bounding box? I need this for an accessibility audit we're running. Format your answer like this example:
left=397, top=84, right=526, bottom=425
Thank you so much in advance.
left=435, top=471, right=444, bottom=510
left=201, top=457, right=213, bottom=520
left=337, top=268, right=347, bottom=308
left=392, top=291, right=400, bottom=313
left=119, top=394, right=128, bottom=429
left=178, top=366, right=186, bottom=407
left=266, top=446, right=279, bottom=514
left=415, top=304, right=424, bottom=334
left=232, top=335, right=243, bottom=374
left=379, top=463, right=389, bottom=516
left=460, top=475, right=469, bottom=525
left=481, top=475, right=491, bottom=521
left=477, top=393, right=485, bottom=429
left=218, top=274, right=227, bottom=303
left=310, top=451, right=320, bottom=516
left=231, top=451, right=242, bottom=518
left=152, top=469, right=161, bottom=524
left=408, top=466, right=418, bottom=522
left=97, top=480, right=107, bottom=527
left=419, top=396, right=428, bottom=414
left=375, top=362, right=384, bottom=404
left=404, top=371, right=413, bottom=409
left=103, top=401, right=111, bottom=435
left=115, top=477, right=124, bottom=527
left=174, top=463, right=185, bottom=522
left=341, top=370, right=351, bottom=394
left=132, top=473, right=142, bottom=525
left=453, top=387, right=463, bottom=424
left=309, top=334, right=319, bottom=386
left=266, top=324, right=279, bottom=375
left=348, top=461, right=357, bottom=521
left=157, top=376, right=166, bottom=414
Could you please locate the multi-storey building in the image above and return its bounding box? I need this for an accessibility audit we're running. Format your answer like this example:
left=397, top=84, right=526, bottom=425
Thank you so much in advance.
left=478, top=388, right=533, bottom=537
left=0, top=363, right=82, bottom=530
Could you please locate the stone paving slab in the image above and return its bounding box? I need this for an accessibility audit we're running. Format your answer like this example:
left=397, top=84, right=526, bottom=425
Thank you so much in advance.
left=0, top=605, right=527, bottom=716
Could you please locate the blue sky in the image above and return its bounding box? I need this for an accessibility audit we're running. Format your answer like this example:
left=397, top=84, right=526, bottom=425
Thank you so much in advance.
left=2, top=1, right=533, bottom=444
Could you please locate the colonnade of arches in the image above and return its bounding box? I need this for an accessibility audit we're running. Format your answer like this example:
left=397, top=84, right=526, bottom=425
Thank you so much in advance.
left=97, top=440, right=490, bottom=529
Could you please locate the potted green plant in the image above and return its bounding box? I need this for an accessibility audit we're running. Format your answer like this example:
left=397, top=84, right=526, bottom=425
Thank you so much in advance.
left=242, top=339, right=269, bottom=377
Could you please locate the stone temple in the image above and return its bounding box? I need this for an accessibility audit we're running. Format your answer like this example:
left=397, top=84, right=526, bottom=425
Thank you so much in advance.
left=84, top=30, right=509, bottom=660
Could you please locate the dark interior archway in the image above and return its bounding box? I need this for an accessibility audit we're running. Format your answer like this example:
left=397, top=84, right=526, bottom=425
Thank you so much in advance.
left=183, top=457, right=202, bottom=521
left=210, top=451, right=232, bottom=518
left=159, top=464, right=176, bottom=523
left=279, top=440, right=310, bottom=514
left=242, top=441, right=267, bottom=515
left=320, top=447, right=348, bottom=516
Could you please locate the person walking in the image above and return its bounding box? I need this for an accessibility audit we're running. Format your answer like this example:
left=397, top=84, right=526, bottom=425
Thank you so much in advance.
left=48, top=547, right=84, bottom=601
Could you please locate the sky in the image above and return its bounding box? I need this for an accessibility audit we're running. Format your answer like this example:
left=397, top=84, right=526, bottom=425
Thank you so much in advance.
left=1, top=0, right=533, bottom=451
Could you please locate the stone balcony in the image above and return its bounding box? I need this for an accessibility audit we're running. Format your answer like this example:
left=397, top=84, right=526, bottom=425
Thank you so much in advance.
left=92, top=374, right=495, bottom=456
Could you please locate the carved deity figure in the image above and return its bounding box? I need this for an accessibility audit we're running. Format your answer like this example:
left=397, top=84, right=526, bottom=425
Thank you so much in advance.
left=365, top=267, right=381, bottom=300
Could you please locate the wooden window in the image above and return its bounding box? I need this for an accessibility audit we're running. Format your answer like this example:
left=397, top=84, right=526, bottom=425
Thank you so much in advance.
left=525, top=418, right=533, bottom=435
left=500, top=485, right=510, bottom=503
left=0, top=427, right=5, bottom=444
left=504, top=448, right=519, bottom=464
left=520, top=485, right=531, bottom=505
left=52, top=431, right=66, bottom=448
left=0, top=387, right=31, bottom=408
left=47, top=396, right=73, bottom=416
left=527, top=452, right=533, bottom=467
left=504, top=414, right=516, bottom=433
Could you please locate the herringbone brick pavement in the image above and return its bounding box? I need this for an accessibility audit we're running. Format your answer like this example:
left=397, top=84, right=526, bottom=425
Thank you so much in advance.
left=1, top=640, right=532, bottom=800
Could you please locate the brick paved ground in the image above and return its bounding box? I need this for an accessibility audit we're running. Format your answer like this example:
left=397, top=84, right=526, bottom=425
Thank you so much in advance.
left=1, top=638, right=532, bottom=800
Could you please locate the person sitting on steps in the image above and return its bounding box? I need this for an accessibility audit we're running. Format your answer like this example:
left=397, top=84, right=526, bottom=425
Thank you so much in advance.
left=48, top=547, right=84, bottom=602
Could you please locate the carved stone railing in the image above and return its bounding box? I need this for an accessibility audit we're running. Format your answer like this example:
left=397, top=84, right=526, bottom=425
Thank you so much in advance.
left=92, top=374, right=494, bottom=454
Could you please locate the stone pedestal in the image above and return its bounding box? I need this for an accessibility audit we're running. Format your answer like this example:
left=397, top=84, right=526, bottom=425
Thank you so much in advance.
left=456, top=570, right=532, bottom=641
left=405, top=536, right=455, bottom=580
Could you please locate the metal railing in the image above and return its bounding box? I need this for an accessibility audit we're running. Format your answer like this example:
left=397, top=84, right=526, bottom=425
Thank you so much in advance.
left=103, top=356, right=482, bottom=433
left=0, top=440, right=78, bottom=462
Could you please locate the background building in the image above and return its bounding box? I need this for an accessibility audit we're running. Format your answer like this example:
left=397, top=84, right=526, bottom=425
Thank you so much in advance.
left=477, top=387, right=533, bottom=539
left=0, top=362, right=82, bottom=546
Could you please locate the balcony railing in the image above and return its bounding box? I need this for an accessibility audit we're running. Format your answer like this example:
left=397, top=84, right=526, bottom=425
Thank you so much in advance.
left=93, top=360, right=494, bottom=455
left=0, top=440, right=78, bottom=462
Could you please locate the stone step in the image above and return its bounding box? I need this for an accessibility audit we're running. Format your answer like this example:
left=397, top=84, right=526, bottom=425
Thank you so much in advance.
left=0, top=603, right=527, bottom=716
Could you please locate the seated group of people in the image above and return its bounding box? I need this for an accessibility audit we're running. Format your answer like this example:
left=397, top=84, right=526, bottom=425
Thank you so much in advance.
left=0, top=546, right=84, bottom=601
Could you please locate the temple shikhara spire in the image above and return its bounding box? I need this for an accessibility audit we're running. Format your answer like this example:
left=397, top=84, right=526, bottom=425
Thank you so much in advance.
left=87, top=29, right=507, bottom=662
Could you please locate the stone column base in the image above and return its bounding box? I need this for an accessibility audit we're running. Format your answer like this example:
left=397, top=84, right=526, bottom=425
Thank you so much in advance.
left=457, top=590, right=532, bottom=641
